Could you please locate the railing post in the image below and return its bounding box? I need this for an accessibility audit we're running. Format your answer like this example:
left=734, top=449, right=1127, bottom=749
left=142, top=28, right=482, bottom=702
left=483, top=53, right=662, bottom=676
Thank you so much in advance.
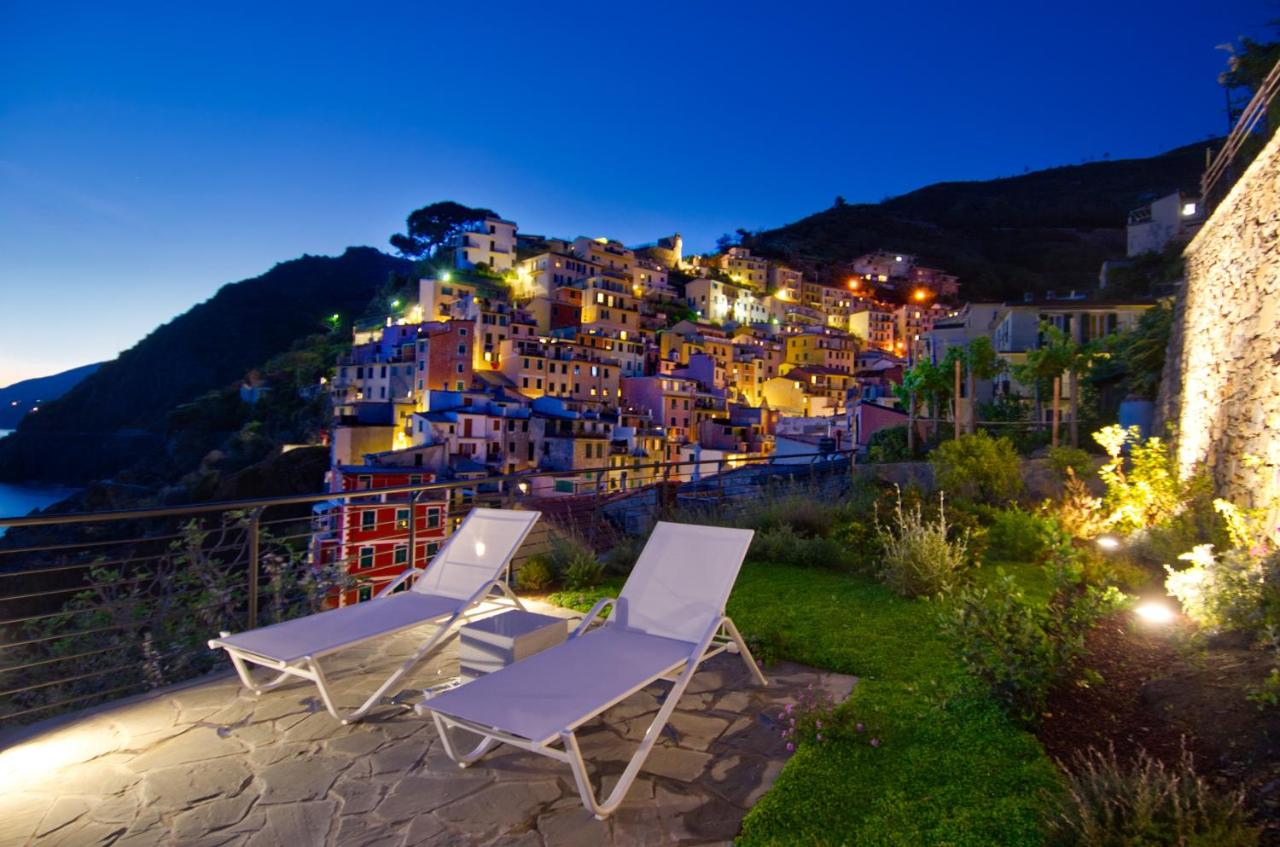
left=247, top=507, right=263, bottom=630
left=407, top=489, right=422, bottom=572
left=717, top=458, right=725, bottom=509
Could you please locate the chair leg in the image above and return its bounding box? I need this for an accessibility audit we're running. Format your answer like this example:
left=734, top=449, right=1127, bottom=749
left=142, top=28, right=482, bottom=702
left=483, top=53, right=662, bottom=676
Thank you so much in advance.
left=313, top=620, right=459, bottom=724
left=722, top=616, right=769, bottom=688
left=432, top=713, right=499, bottom=766
left=494, top=580, right=526, bottom=611
left=226, top=650, right=294, bottom=695
left=560, top=638, right=716, bottom=819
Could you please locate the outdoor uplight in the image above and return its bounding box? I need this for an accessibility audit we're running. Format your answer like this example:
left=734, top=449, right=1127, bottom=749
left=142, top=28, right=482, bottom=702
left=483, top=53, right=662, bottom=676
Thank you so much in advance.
left=1135, top=601, right=1175, bottom=625
left=517, top=481, right=529, bottom=494
left=1096, top=535, right=1120, bottom=550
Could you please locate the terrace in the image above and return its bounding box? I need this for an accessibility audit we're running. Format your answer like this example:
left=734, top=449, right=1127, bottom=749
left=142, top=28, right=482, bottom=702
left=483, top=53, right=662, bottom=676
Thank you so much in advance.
left=0, top=453, right=866, bottom=846
left=1, top=599, right=853, bottom=846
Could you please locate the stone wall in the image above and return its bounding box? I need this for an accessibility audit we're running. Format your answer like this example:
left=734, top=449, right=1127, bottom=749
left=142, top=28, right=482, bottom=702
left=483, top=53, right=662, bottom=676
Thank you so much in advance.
left=1158, top=129, right=1280, bottom=511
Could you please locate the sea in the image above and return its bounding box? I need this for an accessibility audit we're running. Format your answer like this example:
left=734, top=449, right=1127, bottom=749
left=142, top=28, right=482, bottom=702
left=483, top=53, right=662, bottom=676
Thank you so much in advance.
left=0, top=429, right=79, bottom=533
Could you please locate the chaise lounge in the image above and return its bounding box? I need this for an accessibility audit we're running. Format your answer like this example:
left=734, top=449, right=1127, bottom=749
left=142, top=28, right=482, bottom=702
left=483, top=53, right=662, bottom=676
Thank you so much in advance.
left=417, top=521, right=767, bottom=818
left=209, top=507, right=540, bottom=723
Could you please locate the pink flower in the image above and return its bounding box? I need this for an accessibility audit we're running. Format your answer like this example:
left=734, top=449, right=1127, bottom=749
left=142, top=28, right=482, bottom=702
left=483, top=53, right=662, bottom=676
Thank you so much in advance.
left=785, top=703, right=793, bottom=713
left=816, top=733, right=824, bottom=741
left=855, top=723, right=865, bottom=733
left=870, top=738, right=881, bottom=747
left=786, top=742, right=795, bottom=752
left=815, top=720, right=823, bottom=729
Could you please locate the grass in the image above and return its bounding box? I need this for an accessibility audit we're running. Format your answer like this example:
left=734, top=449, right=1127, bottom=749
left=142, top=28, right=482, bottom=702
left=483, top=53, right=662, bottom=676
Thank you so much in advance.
left=547, top=563, right=1061, bottom=845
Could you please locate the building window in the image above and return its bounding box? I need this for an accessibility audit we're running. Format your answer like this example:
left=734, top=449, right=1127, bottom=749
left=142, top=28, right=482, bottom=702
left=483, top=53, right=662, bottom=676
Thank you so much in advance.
left=426, top=541, right=439, bottom=558
left=427, top=509, right=441, bottom=529
left=361, top=511, right=376, bottom=531
left=358, top=584, right=373, bottom=602
left=396, top=508, right=410, bottom=529
left=358, top=546, right=374, bottom=569
left=394, top=544, right=408, bottom=565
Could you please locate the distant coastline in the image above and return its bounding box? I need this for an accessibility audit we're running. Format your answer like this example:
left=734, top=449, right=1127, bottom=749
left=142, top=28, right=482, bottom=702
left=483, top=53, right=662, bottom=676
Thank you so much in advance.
left=0, top=431, right=79, bottom=530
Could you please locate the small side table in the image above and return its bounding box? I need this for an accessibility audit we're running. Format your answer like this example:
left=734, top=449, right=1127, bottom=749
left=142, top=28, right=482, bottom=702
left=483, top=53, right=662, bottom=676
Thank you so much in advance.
left=458, top=610, right=568, bottom=681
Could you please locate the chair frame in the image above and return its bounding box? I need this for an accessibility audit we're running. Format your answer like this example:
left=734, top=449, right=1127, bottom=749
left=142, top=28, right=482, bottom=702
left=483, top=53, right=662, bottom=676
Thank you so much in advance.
left=423, top=596, right=767, bottom=819
left=210, top=509, right=537, bottom=724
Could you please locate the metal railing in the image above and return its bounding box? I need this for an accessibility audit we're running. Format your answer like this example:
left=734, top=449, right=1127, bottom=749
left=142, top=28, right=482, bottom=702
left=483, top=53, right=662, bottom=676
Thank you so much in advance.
left=0, top=448, right=855, bottom=728
left=1202, top=58, right=1280, bottom=211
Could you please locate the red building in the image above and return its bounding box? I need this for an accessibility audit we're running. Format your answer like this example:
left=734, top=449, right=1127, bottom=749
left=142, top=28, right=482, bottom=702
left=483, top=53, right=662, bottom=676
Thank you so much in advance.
left=417, top=320, right=474, bottom=394
left=313, top=465, right=449, bottom=606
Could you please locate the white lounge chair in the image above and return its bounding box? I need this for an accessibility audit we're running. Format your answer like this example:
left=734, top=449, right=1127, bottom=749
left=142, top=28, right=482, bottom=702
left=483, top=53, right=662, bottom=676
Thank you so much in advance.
left=417, top=521, right=767, bottom=819
left=209, top=507, right=540, bottom=723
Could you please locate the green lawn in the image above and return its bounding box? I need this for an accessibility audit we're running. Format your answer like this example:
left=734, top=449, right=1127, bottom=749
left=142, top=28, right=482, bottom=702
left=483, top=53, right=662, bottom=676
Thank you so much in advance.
left=552, top=563, right=1061, bottom=846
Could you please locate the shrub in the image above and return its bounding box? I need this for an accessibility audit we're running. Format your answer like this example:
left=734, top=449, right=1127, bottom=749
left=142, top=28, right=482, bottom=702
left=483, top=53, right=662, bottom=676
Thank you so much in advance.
left=1046, top=745, right=1258, bottom=847
left=1094, top=425, right=1188, bottom=533
left=867, top=425, right=911, bottom=462
left=1165, top=544, right=1277, bottom=634
left=939, top=561, right=1124, bottom=725
left=515, top=556, right=554, bottom=591
left=931, top=431, right=1023, bottom=506
left=986, top=508, right=1057, bottom=563
left=547, top=535, right=604, bottom=590
left=749, top=525, right=851, bottom=571
left=561, top=555, right=604, bottom=590
left=875, top=489, right=969, bottom=597
left=740, top=489, right=837, bottom=538
left=603, top=533, right=645, bottom=575
left=831, top=516, right=881, bottom=574
left=1048, top=446, right=1094, bottom=481
left=1053, top=468, right=1110, bottom=540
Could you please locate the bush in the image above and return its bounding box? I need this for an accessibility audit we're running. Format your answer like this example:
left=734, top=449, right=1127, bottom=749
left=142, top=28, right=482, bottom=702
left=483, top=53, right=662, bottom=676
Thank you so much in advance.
left=831, top=517, right=881, bottom=574
left=1094, top=425, right=1188, bottom=533
left=561, top=555, right=604, bottom=590
left=931, top=431, right=1023, bottom=506
left=547, top=535, right=604, bottom=590
left=1047, top=745, right=1258, bottom=847
left=749, top=525, right=852, bottom=571
left=986, top=508, right=1058, bottom=563
left=875, top=489, right=969, bottom=597
left=603, top=533, right=645, bottom=575
left=1163, top=498, right=1280, bottom=635
left=867, top=425, right=911, bottom=462
left=1053, top=469, right=1110, bottom=540
left=939, top=560, right=1125, bottom=725
left=740, top=489, right=838, bottom=539
left=515, top=556, right=554, bottom=591
left=1048, top=446, right=1094, bottom=481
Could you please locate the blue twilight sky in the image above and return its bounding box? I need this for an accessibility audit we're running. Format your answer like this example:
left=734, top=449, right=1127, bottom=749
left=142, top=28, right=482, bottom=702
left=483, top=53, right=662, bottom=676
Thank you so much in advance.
left=0, top=1, right=1275, bottom=386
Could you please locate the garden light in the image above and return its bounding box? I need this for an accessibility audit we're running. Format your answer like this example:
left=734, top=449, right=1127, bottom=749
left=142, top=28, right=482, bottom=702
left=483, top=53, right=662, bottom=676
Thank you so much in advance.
left=1096, top=535, right=1120, bottom=550
left=1135, top=601, right=1174, bottom=625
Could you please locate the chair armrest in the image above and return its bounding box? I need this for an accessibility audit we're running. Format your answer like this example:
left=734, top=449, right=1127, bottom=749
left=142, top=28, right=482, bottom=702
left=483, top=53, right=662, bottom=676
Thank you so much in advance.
left=570, top=597, right=617, bottom=639
left=375, top=567, right=426, bottom=599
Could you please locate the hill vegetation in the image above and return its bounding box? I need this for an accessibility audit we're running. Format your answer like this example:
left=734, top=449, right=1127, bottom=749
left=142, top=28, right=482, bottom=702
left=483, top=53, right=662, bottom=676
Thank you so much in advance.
left=0, top=247, right=410, bottom=485
left=0, top=363, right=101, bottom=429
left=747, top=140, right=1213, bottom=300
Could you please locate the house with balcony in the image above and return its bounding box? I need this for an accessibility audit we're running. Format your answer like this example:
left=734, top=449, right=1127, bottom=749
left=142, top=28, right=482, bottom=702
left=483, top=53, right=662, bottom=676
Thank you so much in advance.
left=452, top=216, right=518, bottom=272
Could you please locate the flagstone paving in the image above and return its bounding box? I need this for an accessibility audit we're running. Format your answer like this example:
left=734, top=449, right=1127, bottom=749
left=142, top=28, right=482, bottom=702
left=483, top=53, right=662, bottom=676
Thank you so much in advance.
left=0, top=602, right=855, bottom=846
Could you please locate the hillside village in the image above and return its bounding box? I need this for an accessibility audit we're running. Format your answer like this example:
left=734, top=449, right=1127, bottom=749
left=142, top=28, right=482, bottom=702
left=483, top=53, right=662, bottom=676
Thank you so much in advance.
left=309, top=191, right=1200, bottom=601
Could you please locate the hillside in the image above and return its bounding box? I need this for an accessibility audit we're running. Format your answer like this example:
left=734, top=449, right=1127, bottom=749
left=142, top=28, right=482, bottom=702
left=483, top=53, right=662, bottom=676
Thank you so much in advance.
left=0, top=247, right=411, bottom=484
left=0, top=363, right=101, bottom=429
left=750, top=140, right=1213, bottom=299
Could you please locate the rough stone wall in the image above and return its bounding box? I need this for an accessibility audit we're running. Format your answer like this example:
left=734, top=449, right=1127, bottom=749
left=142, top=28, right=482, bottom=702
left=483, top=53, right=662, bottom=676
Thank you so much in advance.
left=1159, top=129, right=1280, bottom=511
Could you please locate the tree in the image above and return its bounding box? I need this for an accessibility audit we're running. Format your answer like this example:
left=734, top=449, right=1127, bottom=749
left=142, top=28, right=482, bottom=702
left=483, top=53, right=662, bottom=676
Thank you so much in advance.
left=962, top=337, right=1005, bottom=434
left=1220, top=30, right=1280, bottom=134
left=1013, top=324, right=1093, bottom=446
left=389, top=201, right=497, bottom=258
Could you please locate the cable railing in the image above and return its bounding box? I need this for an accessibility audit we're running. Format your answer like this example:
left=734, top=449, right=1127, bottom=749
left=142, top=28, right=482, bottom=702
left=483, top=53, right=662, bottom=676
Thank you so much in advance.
left=0, top=448, right=855, bottom=728
left=1202, top=57, right=1280, bottom=211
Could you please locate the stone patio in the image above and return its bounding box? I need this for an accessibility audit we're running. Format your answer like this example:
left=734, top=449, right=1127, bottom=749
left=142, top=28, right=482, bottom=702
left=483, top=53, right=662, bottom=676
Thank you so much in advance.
left=0, top=601, right=855, bottom=846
